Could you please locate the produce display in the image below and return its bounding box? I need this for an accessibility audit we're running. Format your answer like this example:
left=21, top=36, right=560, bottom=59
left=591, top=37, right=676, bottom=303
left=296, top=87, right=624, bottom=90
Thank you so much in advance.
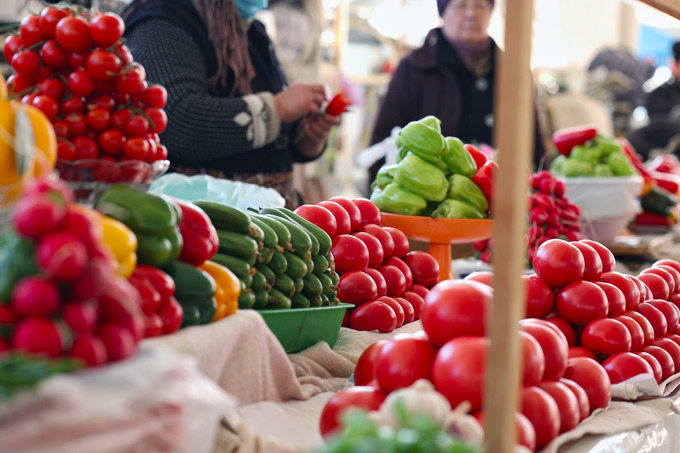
left=292, top=197, right=441, bottom=333
left=3, top=5, right=168, bottom=184
left=370, top=115, right=495, bottom=219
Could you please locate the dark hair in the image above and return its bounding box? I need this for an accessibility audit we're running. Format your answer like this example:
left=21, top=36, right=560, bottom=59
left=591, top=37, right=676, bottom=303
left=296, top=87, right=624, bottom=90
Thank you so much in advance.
left=673, top=41, right=680, bottom=63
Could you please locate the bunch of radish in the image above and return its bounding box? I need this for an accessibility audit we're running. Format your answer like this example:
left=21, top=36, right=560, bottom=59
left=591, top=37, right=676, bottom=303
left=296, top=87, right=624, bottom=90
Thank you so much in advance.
left=293, top=197, right=440, bottom=333
left=4, top=5, right=168, bottom=174
left=1, top=177, right=145, bottom=367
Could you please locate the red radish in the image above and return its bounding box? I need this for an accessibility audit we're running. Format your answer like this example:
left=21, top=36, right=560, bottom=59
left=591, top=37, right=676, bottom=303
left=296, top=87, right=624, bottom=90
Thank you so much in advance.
left=21, top=177, right=74, bottom=204
left=144, top=313, right=164, bottom=338
left=11, top=317, right=64, bottom=358
left=97, top=323, right=136, bottom=362
left=11, top=276, right=61, bottom=316
left=98, top=277, right=144, bottom=341
left=70, top=334, right=108, bottom=366
left=36, top=230, right=89, bottom=281
left=62, top=206, right=103, bottom=255
left=12, top=192, right=66, bottom=238
left=62, top=299, right=99, bottom=333
left=70, top=256, right=114, bottom=301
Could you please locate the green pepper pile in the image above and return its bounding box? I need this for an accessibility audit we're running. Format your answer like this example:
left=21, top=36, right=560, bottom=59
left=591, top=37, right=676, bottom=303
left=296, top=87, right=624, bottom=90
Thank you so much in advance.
left=370, top=115, right=490, bottom=219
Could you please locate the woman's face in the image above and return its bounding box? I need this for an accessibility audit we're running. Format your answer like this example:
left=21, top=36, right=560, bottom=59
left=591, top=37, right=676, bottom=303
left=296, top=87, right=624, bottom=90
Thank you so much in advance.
left=441, top=0, right=492, bottom=45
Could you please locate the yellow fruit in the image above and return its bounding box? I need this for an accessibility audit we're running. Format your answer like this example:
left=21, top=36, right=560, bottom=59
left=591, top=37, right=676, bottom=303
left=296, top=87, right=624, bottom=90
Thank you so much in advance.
left=0, top=72, right=7, bottom=99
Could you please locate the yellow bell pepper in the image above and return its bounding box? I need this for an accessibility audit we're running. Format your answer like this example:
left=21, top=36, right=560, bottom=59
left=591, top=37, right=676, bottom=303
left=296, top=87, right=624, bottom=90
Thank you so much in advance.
left=199, top=259, right=240, bottom=321
left=100, top=215, right=138, bottom=278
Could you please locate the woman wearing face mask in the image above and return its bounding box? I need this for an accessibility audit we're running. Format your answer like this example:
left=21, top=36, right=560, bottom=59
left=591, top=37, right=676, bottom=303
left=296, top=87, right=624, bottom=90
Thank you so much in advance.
left=368, top=0, right=546, bottom=192
left=121, top=0, right=340, bottom=209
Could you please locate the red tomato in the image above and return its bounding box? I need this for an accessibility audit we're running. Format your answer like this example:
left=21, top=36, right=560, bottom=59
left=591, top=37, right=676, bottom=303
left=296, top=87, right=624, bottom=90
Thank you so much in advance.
left=533, top=239, right=585, bottom=288
left=328, top=196, right=362, bottom=232
left=647, top=300, right=680, bottom=333
left=349, top=301, right=397, bottom=333
left=520, top=331, right=546, bottom=386
left=464, top=271, right=494, bottom=287
left=544, top=316, right=577, bottom=347
left=294, top=204, right=337, bottom=238
left=39, top=7, right=70, bottom=39
left=637, top=302, right=668, bottom=338
left=624, top=310, right=656, bottom=345
left=376, top=296, right=405, bottom=328
left=537, top=380, right=580, bottom=434
left=337, top=271, right=377, bottom=305
left=421, top=279, right=493, bottom=347
left=331, top=234, right=369, bottom=274
left=383, top=227, right=410, bottom=258
left=653, top=259, right=680, bottom=274
left=571, top=240, right=603, bottom=281
left=523, top=274, right=555, bottom=319
left=652, top=337, right=680, bottom=371
left=520, top=319, right=569, bottom=380
left=377, top=265, right=407, bottom=297
left=352, top=232, right=384, bottom=269
left=90, top=12, right=124, bottom=48
left=55, top=16, right=92, bottom=52
left=654, top=264, right=680, bottom=293
left=642, top=267, right=676, bottom=295
left=613, top=315, right=645, bottom=351
left=359, top=224, right=394, bottom=259
left=602, top=352, right=654, bottom=384
left=353, top=340, right=388, bottom=386
left=581, top=318, right=632, bottom=355
left=409, top=283, right=429, bottom=300
left=364, top=268, right=387, bottom=298
left=473, top=411, right=536, bottom=452
left=319, top=386, right=386, bottom=438
left=401, top=291, right=425, bottom=320
left=641, top=344, right=675, bottom=381
left=351, top=198, right=381, bottom=226
left=597, top=272, right=640, bottom=312
left=638, top=273, right=670, bottom=301
left=403, top=251, right=440, bottom=287
left=665, top=333, right=680, bottom=347
left=432, top=336, right=488, bottom=412
left=559, top=378, right=591, bottom=421
left=393, top=297, right=415, bottom=324
left=375, top=336, right=438, bottom=393
left=636, top=351, right=663, bottom=384
left=593, top=281, right=626, bottom=317
left=520, top=385, right=561, bottom=450
left=383, top=257, right=413, bottom=289
left=318, top=201, right=351, bottom=235
left=628, top=275, right=649, bottom=305
left=579, top=239, right=615, bottom=273
left=556, top=281, right=608, bottom=326
left=563, top=357, right=611, bottom=412
left=86, top=49, right=121, bottom=81
left=568, top=346, right=597, bottom=360
left=20, top=15, right=45, bottom=47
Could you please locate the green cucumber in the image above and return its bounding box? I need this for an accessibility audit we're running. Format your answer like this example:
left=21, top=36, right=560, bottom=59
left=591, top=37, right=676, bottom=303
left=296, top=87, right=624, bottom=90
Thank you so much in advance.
left=317, top=272, right=334, bottom=293
left=259, top=209, right=313, bottom=259
left=253, top=289, right=269, bottom=309
left=193, top=199, right=253, bottom=234
left=216, top=230, right=259, bottom=266
left=293, top=277, right=304, bottom=294
left=251, top=269, right=267, bottom=291
left=239, top=272, right=253, bottom=289
left=269, top=250, right=288, bottom=274
left=247, top=220, right=265, bottom=250
left=238, top=288, right=256, bottom=309
left=251, top=213, right=292, bottom=250
left=264, top=207, right=333, bottom=255
left=291, top=292, right=311, bottom=309
left=257, top=246, right=274, bottom=265
left=211, top=253, right=254, bottom=280
left=302, top=272, right=323, bottom=298
left=254, top=263, right=276, bottom=287
left=267, top=288, right=292, bottom=309
left=273, top=272, right=295, bottom=297
left=283, top=250, right=307, bottom=279
left=250, top=216, right=278, bottom=249
left=312, top=253, right=329, bottom=275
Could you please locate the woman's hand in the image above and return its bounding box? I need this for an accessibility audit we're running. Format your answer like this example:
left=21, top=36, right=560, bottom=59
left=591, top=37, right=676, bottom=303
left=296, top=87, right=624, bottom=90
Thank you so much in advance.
left=296, top=113, right=342, bottom=158
left=275, top=83, right=329, bottom=123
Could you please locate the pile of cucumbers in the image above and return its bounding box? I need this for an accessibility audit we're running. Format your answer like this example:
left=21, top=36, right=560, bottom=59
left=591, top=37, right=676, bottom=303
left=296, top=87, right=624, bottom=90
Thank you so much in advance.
left=193, top=200, right=340, bottom=310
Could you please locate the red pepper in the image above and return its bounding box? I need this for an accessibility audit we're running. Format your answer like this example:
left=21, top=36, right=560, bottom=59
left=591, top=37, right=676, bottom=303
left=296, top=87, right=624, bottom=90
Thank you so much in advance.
left=633, top=212, right=673, bottom=227
left=472, top=160, right=498, bottom=213
left=173, top=199, right=219, bottom=266
left=464, top=143, right=488, bottom=169
left=129, top=265, right=183, bottom=337
left=325, top=89, right=351, bottom=116
left=650, top=171, right=680, bottom=195
left=552, top=125, right=598, bottom=156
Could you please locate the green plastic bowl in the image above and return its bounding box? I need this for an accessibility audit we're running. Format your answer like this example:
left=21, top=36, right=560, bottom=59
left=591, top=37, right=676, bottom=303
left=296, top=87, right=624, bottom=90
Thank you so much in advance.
left=258, top=303, right=353, bottom=353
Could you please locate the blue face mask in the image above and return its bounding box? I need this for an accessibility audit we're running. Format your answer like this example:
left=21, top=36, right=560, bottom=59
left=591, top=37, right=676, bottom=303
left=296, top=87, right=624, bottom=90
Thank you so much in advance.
left=235, top=0, right=268, bottom=20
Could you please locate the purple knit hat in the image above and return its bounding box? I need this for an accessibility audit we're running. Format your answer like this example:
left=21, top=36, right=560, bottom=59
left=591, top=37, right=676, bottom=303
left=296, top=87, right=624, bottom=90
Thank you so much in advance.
left=438, top=0, right=494, bottom=16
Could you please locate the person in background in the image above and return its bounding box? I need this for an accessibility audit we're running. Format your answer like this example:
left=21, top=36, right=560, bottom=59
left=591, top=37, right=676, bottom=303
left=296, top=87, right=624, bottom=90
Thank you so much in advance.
left=627, top=42, right=680, bottom=161
left=368, top=0, right=546, bottom=191
left=121, top=0, right=340, bottom=209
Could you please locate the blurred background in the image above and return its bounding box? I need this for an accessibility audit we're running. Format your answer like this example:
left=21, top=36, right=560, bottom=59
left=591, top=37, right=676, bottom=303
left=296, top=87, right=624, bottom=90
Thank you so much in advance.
left=3, top=0, right=680, bottom=201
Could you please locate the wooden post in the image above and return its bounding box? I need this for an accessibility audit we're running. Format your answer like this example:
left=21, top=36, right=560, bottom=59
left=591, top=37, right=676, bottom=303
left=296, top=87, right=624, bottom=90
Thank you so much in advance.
left=483, top=0, right=534, bottom=452
left=639, top=0, right=680, bottom=20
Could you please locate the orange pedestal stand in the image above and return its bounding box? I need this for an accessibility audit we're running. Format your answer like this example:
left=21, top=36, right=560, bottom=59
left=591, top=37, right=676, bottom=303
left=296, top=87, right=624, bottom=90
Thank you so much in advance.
left=380, top=213, right=494, bottom=282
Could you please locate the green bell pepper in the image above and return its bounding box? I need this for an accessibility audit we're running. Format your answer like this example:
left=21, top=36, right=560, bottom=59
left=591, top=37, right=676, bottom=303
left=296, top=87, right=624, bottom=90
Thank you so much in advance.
left=372, top=183, right=427, bottom=216
left=394, top=153, right=449, bottom=202
left=570, top=145, right=600, bottom=167
left=594, top=133, right=621, bottom=156
left=397, top=120, right=445, bottom=164
left=442, top=136, right=477, bottom=178
left=447, top=174, right=489, bottom=214
left=371, top=164, right=397, bottom=191
left=95, top=185, right=183, bottom=268
left=163, top=260, right=217, bottom=327
left=431, top=198, right=485, bottom=219
left=594, top=164, right=614, bottom=177
left=418, top=115, right=442, bottom=133
left=607, top=151, right=636, bottom=176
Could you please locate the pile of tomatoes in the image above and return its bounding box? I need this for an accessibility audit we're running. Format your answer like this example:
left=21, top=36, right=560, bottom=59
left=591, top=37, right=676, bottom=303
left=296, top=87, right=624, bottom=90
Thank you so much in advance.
left=293, top=197, right=441, bottom=333
left=4, top=6, right=168, bottom=168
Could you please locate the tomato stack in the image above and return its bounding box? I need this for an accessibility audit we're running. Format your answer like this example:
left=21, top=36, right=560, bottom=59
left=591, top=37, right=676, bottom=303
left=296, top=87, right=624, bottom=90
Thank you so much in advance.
left=294, top=197, right=441, bottom=333
left=4, top=6, right=168, bottom=168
